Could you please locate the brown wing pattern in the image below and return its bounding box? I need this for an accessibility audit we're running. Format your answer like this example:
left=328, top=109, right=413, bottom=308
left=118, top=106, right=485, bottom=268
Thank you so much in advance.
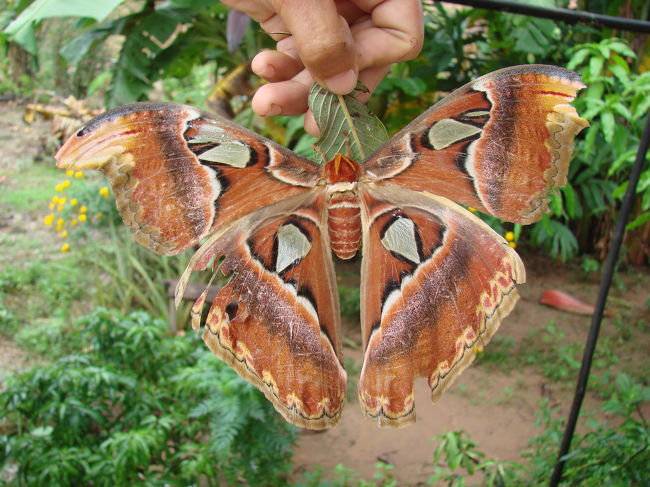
left=362, top=65, right=588, bottom=224
left=56, top=102, right=321, bottom=255
left=182, top=192, right=346, bottom=429
left=357, top=184, right=525, bottom=426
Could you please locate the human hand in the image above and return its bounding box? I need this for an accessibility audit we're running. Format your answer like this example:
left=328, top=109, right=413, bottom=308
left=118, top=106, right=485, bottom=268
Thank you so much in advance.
left=221, top=0, right=424, bottom=136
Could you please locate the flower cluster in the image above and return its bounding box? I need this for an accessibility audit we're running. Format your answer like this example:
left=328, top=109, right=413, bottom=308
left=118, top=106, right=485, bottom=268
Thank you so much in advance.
left=504, top=231, right=517, bottom=249
left=43, top=170, right=111, bottom=252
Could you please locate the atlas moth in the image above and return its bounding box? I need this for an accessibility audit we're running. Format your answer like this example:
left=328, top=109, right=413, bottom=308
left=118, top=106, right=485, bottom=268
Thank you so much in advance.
left=57, top=65, right=588, bottom=429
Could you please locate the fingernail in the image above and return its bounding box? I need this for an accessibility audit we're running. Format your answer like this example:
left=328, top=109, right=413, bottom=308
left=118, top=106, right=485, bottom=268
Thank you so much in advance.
left=267, top=103, right=282, bottom=116
left=258, top=64, right=276, bottom=80
left=322, top=69, right=357, bottom=94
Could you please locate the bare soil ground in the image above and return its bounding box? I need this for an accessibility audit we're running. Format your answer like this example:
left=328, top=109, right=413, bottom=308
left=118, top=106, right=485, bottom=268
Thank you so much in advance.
left=1, top=99, right=648, bottom=485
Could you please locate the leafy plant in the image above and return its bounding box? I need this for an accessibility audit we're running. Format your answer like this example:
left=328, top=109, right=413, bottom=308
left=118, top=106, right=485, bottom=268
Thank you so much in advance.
left=82, top=222, right=195, bottom=324
left=538, top=37, right=650, bottom=262
left=524, top=373, right=650, bottom=486
left=0, top=308, right=296, bottom=486
left=428, top=431, right=521, bottom=486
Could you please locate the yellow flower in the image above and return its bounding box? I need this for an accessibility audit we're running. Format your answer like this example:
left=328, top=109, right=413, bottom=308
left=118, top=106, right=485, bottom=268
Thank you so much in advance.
left=59, top=230, right=68, bottom=238
left=508, top=241, right=517, bottom=249
left=468, top=207, right=477, bottom=213
left=57, top=218, right=65, bottom=227
left=57, top=205, right=64, bottom=212
left=78, top=214, right=87, bottom=222
left=99, top=187, right=110, bottom=198
left=61, top=243, right=70, bottom=253
left=44, top=214, right=55, bottom=226
left=70, top=219, right=78, bottom=226
left=70, top=198, right=78, bottom=206
left=58, top=198, right=66, bottom=205
left=504, top=231, right=515, bottom=242
left=66, top=170, right=74, bottom=177
left=49, top=203, right=55, bottom=209
left=51, top=196, right=59, bottom=203
left=74, top=171, right=84, bottom=179
left=55, top=184, right=64, bottom=192
left=79, top=206, right=88, bottom=213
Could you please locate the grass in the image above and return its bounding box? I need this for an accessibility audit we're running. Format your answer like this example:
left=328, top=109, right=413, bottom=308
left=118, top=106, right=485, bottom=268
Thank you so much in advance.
left=0, top=162, right=62, bottom=212
left=0, top=255, right=90, bottom=337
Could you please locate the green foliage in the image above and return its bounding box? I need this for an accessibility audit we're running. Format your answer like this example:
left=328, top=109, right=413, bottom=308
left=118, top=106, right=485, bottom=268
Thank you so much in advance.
left=534, top=37, right=650, bottom=260
left=309, top=83, right=389, bottom=161
left=294, top=462, right=397, bottom=487
left=82, top=223, right=194, bottom=323
left=0, top=257, right=86, bottom=331
left=57, top=0, right=254, bottom=107
left=0, top=308, right=296, bottom=486
left=428, top=431, right=521, bottom=486
left=3, top=0, right=124, bottom=55
left=525, top=373, right=650, bottom=486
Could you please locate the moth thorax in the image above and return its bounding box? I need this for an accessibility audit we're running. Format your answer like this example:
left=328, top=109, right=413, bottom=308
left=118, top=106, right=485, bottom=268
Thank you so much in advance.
left=324, top=153, right=361, bottom=183
left=327, top=191, right=361, bottom=260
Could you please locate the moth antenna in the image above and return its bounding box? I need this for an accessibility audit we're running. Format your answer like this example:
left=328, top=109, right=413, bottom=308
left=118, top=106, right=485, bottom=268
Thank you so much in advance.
left=343, top=131, right=352, bottom=158
left=312, top=144, right=329, bottom=165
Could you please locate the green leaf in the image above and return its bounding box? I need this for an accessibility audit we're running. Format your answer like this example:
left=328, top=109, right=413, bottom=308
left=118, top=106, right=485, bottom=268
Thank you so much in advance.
left=600, top=110, right=615, bottom=143
left=549, top=191, right=563, bottom=217
left=567, top=48, right=591, bottom=70
left=562, top=183, right=577, bottom=219
left=589, top=56, right=604, bottom=80
left=608, top=64, right=630, bottom=87
left=4, top=0, right=125, bottom=54
left=607, top=40, right=636, bottom=58
left=309, top=83, right=388, bottom=162
left=60, top=18, right=126, bottom=66
left=626, top=212, right=650, bottom=231
left=387, top=77, right=427, bottom=97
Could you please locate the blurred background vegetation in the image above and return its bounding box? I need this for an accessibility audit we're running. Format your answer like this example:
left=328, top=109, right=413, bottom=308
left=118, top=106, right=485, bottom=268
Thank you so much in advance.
left=1, top=0, right=649, bottom=485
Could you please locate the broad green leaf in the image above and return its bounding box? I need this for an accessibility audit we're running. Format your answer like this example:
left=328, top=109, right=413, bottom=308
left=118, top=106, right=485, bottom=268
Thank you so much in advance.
left=549, top=191, right=563, bottom=217
left=608, top=40, right=636, bottom=58
left=387, top=77, right=427, bottom=97
left=608, top=64, right=630, bottom=88
left=589, top=56, right=604, bottom=80
left=567, top=48, right=591, bottom=70
left=60, top=17, right=126, bottom=67
left=610, top=101, right=632, bottom=121
left=626, top=212, right=650, bottom=231
left=87, top=71, right=112, bottom=96
left=4, top=0, right=125, bottom=54
left=608, top=149, right=636, bottom=176
left=597, top=43, right=610, bottom=59
left=599, top=110, right=615, bottom=143
left=639, top=171, right=650, bottom=192
left=309, top=83, right=388, bottom=162
left=562, top=183, right=577, bottom=219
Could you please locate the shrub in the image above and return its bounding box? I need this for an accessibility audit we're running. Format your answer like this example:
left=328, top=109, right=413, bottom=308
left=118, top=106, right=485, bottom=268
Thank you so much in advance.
left=0, top=308, right=296, bottom=486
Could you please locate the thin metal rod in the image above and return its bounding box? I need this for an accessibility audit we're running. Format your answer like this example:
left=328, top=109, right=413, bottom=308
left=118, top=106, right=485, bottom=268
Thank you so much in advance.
left=437, top=0, right=650, bottom=33
left=549, top=113, right=650, bottom=486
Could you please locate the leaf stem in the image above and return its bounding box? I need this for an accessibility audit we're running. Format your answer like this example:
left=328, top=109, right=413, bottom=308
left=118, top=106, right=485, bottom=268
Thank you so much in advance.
left=337, top=94, right=365, bottom=159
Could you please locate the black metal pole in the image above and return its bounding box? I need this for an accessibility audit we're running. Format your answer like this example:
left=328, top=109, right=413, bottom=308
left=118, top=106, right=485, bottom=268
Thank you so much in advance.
left=548, top=113, right=650, bottom=486
left=437, top=0, right=650, bottom=33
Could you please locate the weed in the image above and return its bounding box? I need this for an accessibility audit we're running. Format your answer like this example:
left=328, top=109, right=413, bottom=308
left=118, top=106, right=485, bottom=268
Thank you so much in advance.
left=524, top=373, right=650, bottom=486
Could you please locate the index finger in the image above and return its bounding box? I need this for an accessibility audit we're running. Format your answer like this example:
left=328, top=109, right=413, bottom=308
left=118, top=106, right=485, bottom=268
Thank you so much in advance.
left=269, top=0, right=359, bottom=94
